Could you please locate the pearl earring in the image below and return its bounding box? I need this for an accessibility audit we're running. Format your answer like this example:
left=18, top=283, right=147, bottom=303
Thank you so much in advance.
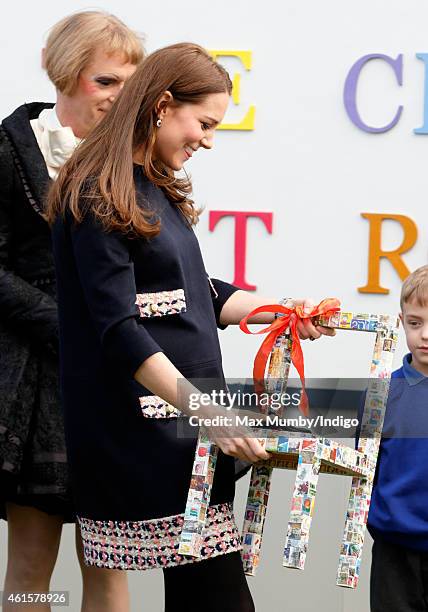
left=156, top=118, right=162, bottom=128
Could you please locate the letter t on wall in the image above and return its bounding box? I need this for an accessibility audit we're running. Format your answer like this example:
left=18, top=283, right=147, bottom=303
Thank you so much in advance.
left=209, top=211, right=273, bottom=291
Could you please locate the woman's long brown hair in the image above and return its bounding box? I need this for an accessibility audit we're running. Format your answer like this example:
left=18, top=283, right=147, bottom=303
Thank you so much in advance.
left=47, top=43, right=232, bottom=237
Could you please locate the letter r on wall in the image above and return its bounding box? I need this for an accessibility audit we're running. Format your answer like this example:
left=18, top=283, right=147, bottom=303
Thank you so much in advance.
left=358, top=213, right=417, bottom=294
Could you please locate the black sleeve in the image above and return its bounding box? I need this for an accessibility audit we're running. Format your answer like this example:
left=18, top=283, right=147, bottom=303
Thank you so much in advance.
left=69, top=211, right=163, bottom=378
left=208, top=277, right=240, bottom=330
left=0, top=128, right=58, bottom=355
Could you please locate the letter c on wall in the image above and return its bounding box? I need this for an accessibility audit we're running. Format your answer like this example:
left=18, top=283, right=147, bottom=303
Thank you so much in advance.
left=343, top=53, right=403, bottom=133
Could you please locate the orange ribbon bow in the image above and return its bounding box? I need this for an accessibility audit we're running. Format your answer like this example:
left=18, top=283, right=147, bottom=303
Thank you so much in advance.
left=239, top=299, right=341, bottom=416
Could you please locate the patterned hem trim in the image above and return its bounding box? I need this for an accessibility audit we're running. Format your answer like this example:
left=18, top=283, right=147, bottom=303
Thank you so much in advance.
left=136, top=289, right=186, bottom=318
left=139, top=395, right=181, bottom=418
left=78, top=502, right=241, bottom=571
left=17, top=484, right=69, bottom=495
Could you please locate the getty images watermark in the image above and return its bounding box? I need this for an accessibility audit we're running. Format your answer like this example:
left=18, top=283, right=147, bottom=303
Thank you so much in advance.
left=188, top=389, right=301, bottom=411
left=186, top=390, right=359, bottom=431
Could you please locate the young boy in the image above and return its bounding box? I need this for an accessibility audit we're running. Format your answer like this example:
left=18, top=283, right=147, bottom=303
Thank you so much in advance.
left=368, top=265, right=428, bottom=612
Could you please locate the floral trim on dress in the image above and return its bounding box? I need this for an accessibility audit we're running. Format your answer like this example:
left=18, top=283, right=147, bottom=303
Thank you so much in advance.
left=139, top=395, right=181, bottom=419
left=135, top=289, right=186, bottom=318
left=78, top=502, right=241, bottom=570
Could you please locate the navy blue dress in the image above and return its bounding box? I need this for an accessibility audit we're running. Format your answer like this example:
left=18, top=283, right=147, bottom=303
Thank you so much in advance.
left=51, top=167, right=242, bottom=570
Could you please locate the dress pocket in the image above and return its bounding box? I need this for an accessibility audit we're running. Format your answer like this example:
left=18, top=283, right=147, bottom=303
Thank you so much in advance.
left=139, top=395, right=181, bottom=419
left=135, top=289, right=186, bottom=318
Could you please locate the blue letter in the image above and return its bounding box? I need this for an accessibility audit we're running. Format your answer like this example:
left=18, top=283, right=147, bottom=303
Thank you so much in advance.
left=414, top=53, right=428, bottom=134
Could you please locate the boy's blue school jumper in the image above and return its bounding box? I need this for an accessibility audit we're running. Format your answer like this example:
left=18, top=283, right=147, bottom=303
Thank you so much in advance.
left=368, top=353, right=428, bottom=551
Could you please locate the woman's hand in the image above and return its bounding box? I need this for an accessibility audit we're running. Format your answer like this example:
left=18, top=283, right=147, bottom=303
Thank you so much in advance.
left=214, top=434, right=269, bottom=463
left=199, top=406, right=270, bottom=463
left=290, top=298, right=336, bottom=341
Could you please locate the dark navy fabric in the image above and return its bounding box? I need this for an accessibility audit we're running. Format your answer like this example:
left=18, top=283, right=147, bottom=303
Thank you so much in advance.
left=370, top=536, right=428, bottom=611
left=368, top=353, right=428, bottom=551
left=51, top=166, right=239, bottom=521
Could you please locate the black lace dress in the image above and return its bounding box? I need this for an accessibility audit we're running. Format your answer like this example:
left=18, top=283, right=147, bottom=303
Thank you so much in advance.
left=0, top=102, right=73, bottom=520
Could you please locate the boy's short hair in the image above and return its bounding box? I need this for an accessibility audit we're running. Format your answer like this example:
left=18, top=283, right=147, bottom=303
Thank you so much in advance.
left=400, top=265, right=428, bottom=309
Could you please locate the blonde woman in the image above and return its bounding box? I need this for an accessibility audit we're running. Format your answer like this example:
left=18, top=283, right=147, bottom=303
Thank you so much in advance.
left=0, top=11, right=143, bottom=612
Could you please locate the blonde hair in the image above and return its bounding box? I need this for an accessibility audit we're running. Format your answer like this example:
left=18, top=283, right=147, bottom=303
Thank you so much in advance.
left=400, top=265, right=428, bottom=309
left=43, top=11, right=144, bottom=95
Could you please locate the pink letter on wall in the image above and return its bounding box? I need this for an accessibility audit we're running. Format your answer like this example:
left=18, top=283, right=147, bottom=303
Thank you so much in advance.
left=209, top=211, right=273, bottom=291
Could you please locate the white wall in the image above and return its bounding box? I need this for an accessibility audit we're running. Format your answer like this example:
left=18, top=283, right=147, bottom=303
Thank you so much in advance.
left=2, top=1, right=426, bottom=610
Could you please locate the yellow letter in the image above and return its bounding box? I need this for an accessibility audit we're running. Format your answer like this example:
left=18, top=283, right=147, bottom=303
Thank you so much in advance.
left=358, top=213, right=418, bottom=294
left=208, top=50, right=255, bottom=130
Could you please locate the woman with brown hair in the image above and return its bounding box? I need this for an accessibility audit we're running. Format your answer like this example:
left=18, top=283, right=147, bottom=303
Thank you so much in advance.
left=48, top=42, right=332, bottom=611
left=0, top=11, right=143, bottom=612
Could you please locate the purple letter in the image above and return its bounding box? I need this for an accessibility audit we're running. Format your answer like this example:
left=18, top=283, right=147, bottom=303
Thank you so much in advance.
left=343, top=54, right=403, bottom=133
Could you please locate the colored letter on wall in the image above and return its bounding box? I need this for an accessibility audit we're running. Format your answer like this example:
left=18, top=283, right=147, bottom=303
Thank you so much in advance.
left=414, top=53, right=428, bottom=134
left=344, top=54, right=403, bottom=133
left=208, top=50, right=255, bottom=130
left=209, top=211, right=273, bottom=291
left=358, top=213, right=417, bottom=294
